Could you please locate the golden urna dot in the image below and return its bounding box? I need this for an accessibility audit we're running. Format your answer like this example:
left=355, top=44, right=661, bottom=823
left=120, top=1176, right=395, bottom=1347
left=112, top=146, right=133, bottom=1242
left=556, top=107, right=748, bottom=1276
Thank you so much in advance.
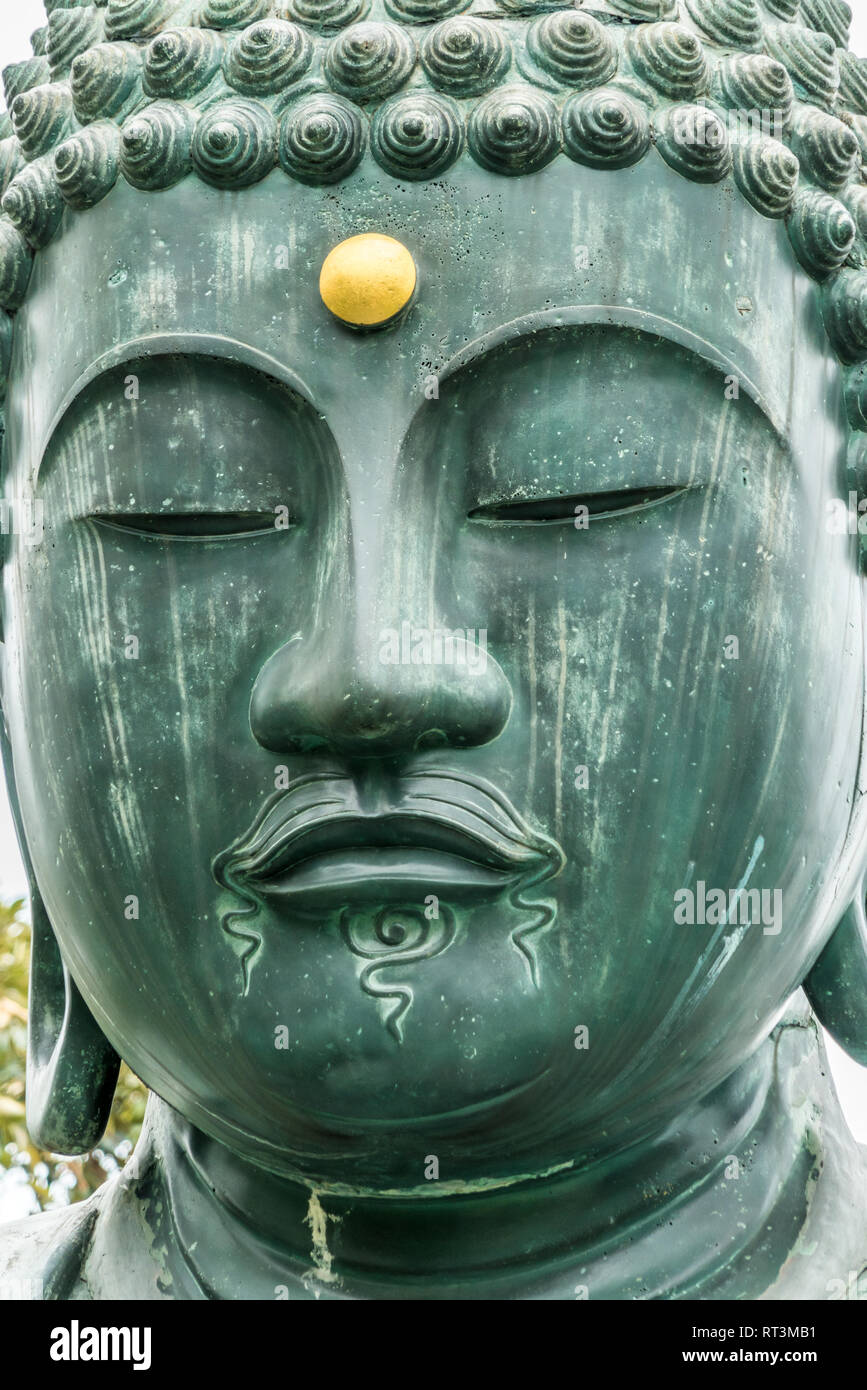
left=319, top=233, right=417, bottom=329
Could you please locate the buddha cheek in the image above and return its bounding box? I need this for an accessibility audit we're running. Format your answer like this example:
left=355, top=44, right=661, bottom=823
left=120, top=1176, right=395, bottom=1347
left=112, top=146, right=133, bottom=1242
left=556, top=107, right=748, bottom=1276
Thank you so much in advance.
left=490, top=513, right=861, bottom=1092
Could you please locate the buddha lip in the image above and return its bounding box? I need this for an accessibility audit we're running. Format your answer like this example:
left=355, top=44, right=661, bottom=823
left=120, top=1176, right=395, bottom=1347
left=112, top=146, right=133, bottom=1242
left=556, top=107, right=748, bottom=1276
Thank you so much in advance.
left=244, top=814, right=539, bottom=881
left=215, top=771, right=564, bottom=896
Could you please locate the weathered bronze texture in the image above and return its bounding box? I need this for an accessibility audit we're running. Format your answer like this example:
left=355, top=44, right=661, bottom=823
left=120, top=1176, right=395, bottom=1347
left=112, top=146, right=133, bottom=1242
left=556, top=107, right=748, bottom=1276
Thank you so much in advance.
left=0, top=0, right=866, bottom=1300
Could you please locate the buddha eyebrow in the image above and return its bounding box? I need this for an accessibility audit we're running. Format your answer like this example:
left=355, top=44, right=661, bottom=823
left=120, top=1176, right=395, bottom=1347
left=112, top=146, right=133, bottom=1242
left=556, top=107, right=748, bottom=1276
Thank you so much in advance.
left=37, top=333, right=317, bottom=484
left=432, top=306, right=790, bottom=451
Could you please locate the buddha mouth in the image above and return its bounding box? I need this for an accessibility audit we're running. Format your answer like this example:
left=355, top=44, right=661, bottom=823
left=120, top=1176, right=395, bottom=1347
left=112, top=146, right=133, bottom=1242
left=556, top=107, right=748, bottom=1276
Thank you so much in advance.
left=213, top=770, right=564, bottom=908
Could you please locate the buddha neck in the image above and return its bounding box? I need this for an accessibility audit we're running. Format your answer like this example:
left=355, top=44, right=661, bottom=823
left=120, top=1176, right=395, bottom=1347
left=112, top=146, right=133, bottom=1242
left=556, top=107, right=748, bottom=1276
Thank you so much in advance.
left=114, top=1002, right=839, bottom=1300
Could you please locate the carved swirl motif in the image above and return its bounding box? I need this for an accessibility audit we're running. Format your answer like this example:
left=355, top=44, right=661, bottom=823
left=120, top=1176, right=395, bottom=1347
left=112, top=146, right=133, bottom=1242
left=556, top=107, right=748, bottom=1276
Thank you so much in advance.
left=47, top=7, right=105, bottom=80
left=144, top=27, right=226, bottom=100
left=54, top=122, right=121, bottom=211
left=763, top=0, right=799, bottom=16
left=420, top=18, right=510, bottom=98
left=801, top=0, right=852, bottom=49
left=105, top=0, right=175, bottom=42
left=839, top=52, right=867, bottom=116
left=792, top=110, right=860, bottom=190
left=844, top=185, right=867, bottom=242
left=562, top=87, right=651, bottom=169
left=764, top=24, right=839, bottom=105
left=225, top=21, right=313, bottom=95
left=627, top=23, right=710, bottom=101
left=844, top=362, right=867, bottom=430
left=712, top=55, right=794, bottom=134
left=286, top=0, right=370, bottom=29
left=120, top=100, right=194, bottom=189
left=848, top=113, right=867, bottom=167
left=325, top=21, right=416, bottom=102
left=278, top=93, right=365, bottom=183
left=71, top=43, right=142, bottom=123
left=684, top=0, right=762, bottom=50
left=526, top=12, right=618, bottom=90
left=2, top=157, right=64, bottom=249
left=10, top=85, right=76, bottom=161
left=732, top=136, right=799, bottom=218
left=201, top=0, right=271, bottom=29
left=385, top=0, right=472, bottom=19
left=468, top=86, right=560, bottom=174
left=0, top=141, right=25, bottom=201
left=0, top=219, right=33, bottom=312
left=191, top=97, right=276, bottom=187
left=372, top=92, right=463, bottom=178
left=787, top=188, right=856, bottom=279
left=655, top=104, right=733, bottom=183
left=824, top=270, right=867, bottom=364
left=2, top=60, right=51, bottom=108
left=340, top=905, right=457, bottom=1042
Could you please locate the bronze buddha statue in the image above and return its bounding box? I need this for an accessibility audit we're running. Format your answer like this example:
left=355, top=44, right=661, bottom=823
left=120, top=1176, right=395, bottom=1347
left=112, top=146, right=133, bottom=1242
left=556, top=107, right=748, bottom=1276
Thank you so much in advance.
left=0, top=0, right=866, bottom=1300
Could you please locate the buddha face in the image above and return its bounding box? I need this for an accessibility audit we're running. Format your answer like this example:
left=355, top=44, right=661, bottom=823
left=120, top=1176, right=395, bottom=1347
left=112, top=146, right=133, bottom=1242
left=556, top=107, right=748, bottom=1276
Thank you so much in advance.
left=1, top=153, right=863, bottom=1185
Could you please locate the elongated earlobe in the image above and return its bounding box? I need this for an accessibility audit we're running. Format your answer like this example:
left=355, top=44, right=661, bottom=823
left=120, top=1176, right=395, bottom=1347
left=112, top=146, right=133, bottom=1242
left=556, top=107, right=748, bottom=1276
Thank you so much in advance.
left=25, top=889, right=121, bottom=1154
left=0, top=704, right=120, bottom=1154
left=805, top=882, right=867, bottom=1067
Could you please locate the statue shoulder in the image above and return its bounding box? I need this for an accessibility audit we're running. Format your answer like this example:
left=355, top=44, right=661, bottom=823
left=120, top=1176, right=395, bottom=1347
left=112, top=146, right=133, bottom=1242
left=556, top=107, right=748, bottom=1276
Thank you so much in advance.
left=0, top=1196, right=100, bottom=1299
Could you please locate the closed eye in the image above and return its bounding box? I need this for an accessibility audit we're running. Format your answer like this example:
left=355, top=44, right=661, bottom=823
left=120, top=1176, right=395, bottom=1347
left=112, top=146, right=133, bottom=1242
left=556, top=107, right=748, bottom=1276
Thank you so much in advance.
left=468, top=485, right=691, bottom=526
left=88, top=511, right=291, bottom=540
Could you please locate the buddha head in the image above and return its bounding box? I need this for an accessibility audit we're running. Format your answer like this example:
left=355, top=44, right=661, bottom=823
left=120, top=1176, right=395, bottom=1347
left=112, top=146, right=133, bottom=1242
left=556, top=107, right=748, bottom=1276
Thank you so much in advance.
left=1, top=0, right=867, bottom=1195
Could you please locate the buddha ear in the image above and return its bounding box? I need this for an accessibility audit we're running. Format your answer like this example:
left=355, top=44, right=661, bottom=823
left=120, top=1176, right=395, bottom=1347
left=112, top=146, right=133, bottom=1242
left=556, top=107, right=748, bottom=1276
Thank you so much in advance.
left=803, top=579, right=867, bottom=1065
left=25, top=890, right=121, bottom=1154
left=0, top=686, right=120, bottom=1155
left=804, top=878, right=867, bottom=1067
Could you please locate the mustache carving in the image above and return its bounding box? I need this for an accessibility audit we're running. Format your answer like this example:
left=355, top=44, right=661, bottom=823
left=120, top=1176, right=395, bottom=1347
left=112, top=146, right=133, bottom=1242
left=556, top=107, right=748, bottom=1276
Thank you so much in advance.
left=213, top=768, right=565, bottom=992
left=216, top=768, right=563, bottom=881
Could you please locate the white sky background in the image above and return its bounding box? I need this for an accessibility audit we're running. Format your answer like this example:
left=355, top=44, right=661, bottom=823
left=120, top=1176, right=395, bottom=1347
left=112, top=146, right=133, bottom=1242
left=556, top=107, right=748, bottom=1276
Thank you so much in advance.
left=0, top=1, right=866, bottom=1142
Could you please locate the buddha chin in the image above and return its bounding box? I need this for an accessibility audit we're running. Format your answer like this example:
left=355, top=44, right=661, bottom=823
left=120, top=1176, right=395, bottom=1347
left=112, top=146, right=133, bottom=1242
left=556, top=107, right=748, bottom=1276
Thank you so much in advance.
left=221, top=892, right=570, bottom=1126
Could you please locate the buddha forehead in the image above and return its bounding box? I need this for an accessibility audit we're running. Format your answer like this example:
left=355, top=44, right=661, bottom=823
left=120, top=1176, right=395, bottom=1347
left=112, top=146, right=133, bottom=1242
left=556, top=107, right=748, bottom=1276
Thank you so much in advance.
left=2, top=0, right=867, bottom=445
left=6, top=159, right=841, bottom=472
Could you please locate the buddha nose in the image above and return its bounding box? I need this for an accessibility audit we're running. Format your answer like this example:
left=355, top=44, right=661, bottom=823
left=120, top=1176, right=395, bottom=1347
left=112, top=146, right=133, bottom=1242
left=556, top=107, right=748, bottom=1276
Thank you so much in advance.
left=249, top=616, right=512, bottom=759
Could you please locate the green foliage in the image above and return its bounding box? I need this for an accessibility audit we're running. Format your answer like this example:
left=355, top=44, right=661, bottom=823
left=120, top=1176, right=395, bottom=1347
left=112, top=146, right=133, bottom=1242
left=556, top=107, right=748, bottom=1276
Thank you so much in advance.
left=0, top=900, right=146, bottom=1210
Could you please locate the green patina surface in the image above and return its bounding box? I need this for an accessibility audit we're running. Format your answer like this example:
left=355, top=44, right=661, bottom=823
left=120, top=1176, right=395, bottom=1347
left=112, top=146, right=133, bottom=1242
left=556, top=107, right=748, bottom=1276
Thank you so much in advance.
left=0, top=0, right=866, bottom=1300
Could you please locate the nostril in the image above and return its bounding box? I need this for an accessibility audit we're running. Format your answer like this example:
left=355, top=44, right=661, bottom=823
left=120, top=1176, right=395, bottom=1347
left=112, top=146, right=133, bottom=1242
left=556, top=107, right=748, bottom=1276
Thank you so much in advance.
left=414, top=729, right=449, bottom=751
left=282, top=733, right=332, bottom=756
